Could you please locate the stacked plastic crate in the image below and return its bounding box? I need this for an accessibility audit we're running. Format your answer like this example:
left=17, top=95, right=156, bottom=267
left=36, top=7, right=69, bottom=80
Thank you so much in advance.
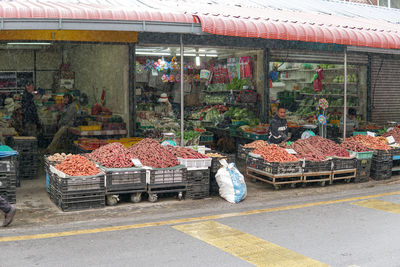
left=0, top=157, right=17, bottom=204
left=49, top=167, right=105, bottom=211
left=370, top=150, right=393, bottom=180
left=178, top=157, right=212, bottom=200
left=12, top=137, right=38, bottom=181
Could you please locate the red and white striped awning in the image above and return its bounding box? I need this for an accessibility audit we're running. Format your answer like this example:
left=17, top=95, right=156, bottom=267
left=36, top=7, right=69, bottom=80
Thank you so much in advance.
left=1, top=0, right=400, bottom=50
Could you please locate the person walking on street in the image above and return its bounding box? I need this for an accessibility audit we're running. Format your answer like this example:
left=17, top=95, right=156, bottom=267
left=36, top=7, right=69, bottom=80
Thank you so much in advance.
left=0, top=196, right=16, bottom=227
left=21, top=81, right=40, bottom=136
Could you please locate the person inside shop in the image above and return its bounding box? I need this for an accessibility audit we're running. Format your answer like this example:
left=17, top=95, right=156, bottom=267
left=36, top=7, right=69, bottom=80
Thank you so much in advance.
left=340, top=108, right=359, bottom=137
left=268, top=105, right=289, bottom=144
left=157, top=93, right=173, bottom=115
left=10, top=103, right=23, bottom=136
left=46, top=94, right=79, bottom=154
left=21, top=81, right=41, bottom=136
left=0, top=195, right=16, bottom=227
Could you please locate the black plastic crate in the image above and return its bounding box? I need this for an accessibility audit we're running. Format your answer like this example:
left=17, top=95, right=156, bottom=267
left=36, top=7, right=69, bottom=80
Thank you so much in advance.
left=11, top=137, right=38, bottom=150
left=209, top=173, right=219, bottom=194
left=304, top=160, right=332, bottom=173
left=247, top=155, right=302, bottom=175
left=18, top=152, right=38, bottom=162
left=357, top=158, right=372, bottom=169
left=187, top=183, right=210, bottom=199
left=105, top=168, right=146, bottom=193
left=0, top=191, right=16, bottom=204
left=149, top=166, right=187, bottom=185
left=373, top=149, right=393, bottom=162
left=53, top=174, right=105, bottom=193
left=0, top=173, right=10, bottom=189
left=333, top=158, right=357, bottom=171
left=209, top=154, right=236, bottom=173
left=371, top=160, right=393, bottom=172
left=0, top=158, right=15, bottom=173
left=238, top=145, right=254, bottom=160
left=355, top=170, right=370, bottom=183
left=186, top=190, right=210, bottom=200
left=370, top=168, right=392, bottom=180
left=187, top=169, right=210, bottom=184
left=392, top=147, right=400, bottom=157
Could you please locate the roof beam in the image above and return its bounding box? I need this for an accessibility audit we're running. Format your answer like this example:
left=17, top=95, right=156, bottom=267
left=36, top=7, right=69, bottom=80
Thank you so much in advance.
left=0, top=19, right=203, bottom=35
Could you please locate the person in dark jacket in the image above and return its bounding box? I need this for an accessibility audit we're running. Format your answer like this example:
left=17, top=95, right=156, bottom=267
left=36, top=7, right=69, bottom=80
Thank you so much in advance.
left=21, top=82, right=40, bottom=136
left=268, top=105, right=289, bottom=144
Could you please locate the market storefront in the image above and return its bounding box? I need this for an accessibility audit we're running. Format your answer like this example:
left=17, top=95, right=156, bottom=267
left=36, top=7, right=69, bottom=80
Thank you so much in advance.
left=2, top=0, right=400, bottom=213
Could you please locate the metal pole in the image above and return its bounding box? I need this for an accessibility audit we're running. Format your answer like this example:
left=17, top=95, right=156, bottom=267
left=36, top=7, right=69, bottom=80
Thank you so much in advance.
left=180, top=34, right=184, bottom=146
left=343, top=48, right=348, bottom=140
left=263, top=48, right=270, bottom=123
left=128, top=43, right=136, bottom=137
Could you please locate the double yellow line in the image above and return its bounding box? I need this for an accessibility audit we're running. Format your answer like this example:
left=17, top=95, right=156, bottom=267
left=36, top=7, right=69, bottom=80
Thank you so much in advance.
left=1, top=190, right=400, bottom=243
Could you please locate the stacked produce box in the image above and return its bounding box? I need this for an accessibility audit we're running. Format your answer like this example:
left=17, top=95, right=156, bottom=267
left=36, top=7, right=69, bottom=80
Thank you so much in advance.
left=12, top=136, right=38, bottom=182
left=86, top=143, right=146, bottom=205
left=347, top=135, right=392, bottom=180
left=167, top=146, right=211, bottom=199
left=0, top=156, right=17, bottom=204
left=49, top=155, right=105, bottom=211
left=341, top=139, right=373, bottom=183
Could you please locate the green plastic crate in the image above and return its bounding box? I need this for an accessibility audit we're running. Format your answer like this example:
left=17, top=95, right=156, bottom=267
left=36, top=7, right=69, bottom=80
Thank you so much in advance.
left=348, top=150, right=374, bottom=159
left=200, top=132, right=213, bottom=142
left=231, top=120, right=247, bottom=126
left=353, top=132, right=368, bottom=136
left=250, top=133, right=268, bottom=141
left=243, top=132, right=252, bottom=139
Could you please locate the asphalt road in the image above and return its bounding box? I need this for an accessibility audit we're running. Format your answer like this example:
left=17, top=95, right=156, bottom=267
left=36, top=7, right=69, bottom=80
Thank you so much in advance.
left=2, top=185, right=400, bottom=266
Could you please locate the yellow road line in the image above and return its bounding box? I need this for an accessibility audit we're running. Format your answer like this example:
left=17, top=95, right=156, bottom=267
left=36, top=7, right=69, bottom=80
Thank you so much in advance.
left=1, top=190, right=400, bottom=243
left=352, top=199, right=400, bottom=215
left=173, top=221, right=329, bottom=267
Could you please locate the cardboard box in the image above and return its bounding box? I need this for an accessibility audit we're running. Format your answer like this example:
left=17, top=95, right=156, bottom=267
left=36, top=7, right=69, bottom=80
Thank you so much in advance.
left=184, top=93, right=199, bottom=106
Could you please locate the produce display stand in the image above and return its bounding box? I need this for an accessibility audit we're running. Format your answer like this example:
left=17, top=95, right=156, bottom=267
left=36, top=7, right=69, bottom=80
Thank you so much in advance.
left=302, top=171, right=332, bottom=187
left=49, top=166, right=105, bottom=212
left=246, top=167, right=302, bottom=190
left=146, top=165, right=187, bottom=202
left=302, top=159, right=332, bottom=186
left=100, top=166, right=147, bottom=206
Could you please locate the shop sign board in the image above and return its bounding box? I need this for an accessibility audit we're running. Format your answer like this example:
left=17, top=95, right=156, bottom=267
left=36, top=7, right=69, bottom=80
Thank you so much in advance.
left=0, top=30, right=138, bottom=43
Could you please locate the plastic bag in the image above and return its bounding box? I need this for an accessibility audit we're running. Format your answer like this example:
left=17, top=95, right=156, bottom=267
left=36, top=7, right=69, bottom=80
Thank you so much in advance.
left=215, top=159, right=247, bottom=203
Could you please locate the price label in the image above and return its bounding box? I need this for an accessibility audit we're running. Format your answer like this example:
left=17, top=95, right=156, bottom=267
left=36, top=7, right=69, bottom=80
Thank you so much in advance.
left=367, top=131, right=376, bottom=137
left=285, top=149, right=297, bottom=154
left=131, top=159, right=143, bottom=167
left=387, top=136, right=396, bottom=145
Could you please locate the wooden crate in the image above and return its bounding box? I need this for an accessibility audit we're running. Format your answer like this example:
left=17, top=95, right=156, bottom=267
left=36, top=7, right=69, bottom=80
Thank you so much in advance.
left=246, top=167, right=302, bottom=190
left=302, top=171, right=332, bottom=187
left=331, top=169, right=356, bottom=184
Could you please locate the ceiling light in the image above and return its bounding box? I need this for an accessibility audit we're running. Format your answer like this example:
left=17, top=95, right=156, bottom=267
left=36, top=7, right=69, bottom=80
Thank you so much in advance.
left=7, top=42, right=52, bottom=45
left=135, top=51, right=171, bottom=56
